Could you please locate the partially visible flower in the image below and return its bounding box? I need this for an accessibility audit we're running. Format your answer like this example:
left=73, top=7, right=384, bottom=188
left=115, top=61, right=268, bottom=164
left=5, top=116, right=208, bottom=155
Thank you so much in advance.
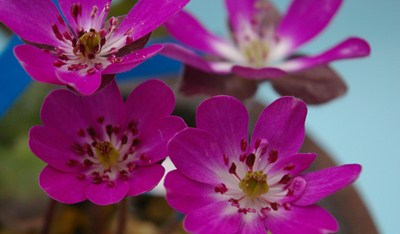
left=29, top=79, right=186, bottom=205
left=0, top=0, right=189, bottom=95
left=162, top=0, right=370, bottom=78
left=165, top=96, right=361, bottom=233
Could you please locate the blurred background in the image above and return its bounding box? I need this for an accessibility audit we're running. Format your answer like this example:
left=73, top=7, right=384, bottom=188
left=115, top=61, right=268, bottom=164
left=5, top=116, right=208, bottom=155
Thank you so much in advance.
left=0, top=0, right=398, bottom=233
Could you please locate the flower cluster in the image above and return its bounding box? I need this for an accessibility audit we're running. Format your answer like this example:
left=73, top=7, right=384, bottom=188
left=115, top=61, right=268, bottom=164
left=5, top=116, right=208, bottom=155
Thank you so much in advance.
left=1, top=0, right=366, bottom=233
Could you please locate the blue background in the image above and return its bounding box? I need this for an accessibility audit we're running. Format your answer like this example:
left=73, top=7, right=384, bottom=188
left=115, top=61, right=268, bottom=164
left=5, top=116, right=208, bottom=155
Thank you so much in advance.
left=1, top=0, right=398, bottom=233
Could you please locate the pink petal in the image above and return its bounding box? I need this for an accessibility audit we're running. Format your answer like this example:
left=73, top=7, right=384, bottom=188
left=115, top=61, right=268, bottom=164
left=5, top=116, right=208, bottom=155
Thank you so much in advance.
left=127, top=164, right=165, bottom=196
left=225, top=0, right=258, bottom=34
left=116, top=0, right=189, bottom=40
left=164, top=170, right=216, bottom=213
left=29, top=126, right=84, bottom=173
left=56, top=69, right=102, bottom=96
left=40, top=89, right=91, bottom=139
left=0, top=0, right=65, bottom=46
left=165, top=10, right=239, bottom=59
left=168, top=128, right=225, bottom=184
left=135, top=116, right=187, bottom=166
left=251, top=97, right=307, bottom=157
left=58, top=0, right=111, bottom=31
left=86, top=180, right=130, bottom=205
left=232, top=65, right=287, bottom=79
left=103, top=44, right=163, bottom=74
left=14, top=45, right=62, bottom=85
left=80, top=80, right=126, bottom=128
left=39, top=166, right=88, bottom=204
left=196, top=96, right=248, bottom=161
left=294, top=164, right=362, bottom=206
left=160, top=43, right=233, bottom=74
left=240, top=217, right=267, bottom=234
left=267, top=153, right=316, bottom=177
left=280, top=37, right=371, bottom=72
left=265, top=205, right=338, bottom=234
left=277, top=0, right=343, bottom=54
left=184, top=201, right=241, bottom=234
left=125, top=79, right=175, bottom=126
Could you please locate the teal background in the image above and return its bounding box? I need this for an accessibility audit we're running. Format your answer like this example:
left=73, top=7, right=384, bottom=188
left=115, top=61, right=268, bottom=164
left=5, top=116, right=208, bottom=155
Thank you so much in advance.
left=0, top=0, right=398, bottom=233
left=186, top=0, right=399, bottom=233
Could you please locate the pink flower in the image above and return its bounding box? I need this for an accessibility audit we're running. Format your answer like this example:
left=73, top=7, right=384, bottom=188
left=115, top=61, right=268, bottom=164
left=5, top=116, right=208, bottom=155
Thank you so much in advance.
left=0, top=0, right=189, bottom=95
left=165, top=96, right=361, bottom=233
left=29, top=80, right=186, bottom=205
left=161, top=0, right=370, bottom=79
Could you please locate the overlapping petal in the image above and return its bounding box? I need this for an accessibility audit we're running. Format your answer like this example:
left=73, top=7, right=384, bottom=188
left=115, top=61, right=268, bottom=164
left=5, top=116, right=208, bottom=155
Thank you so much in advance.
left=165, top=170, right=216, bottom=213
left=14, top=45, right=61, bottom=85
left=232, top=65, right=287, bottom=79
left=196, top=96, right=248, bottom=161
left=280, top=37, right=371, bottom=72
left=39, top=166, right=89, bottom=204
left=168, top=128, right=225, bottom=184
left=252, top=97, right=307, bottom=157
left=126, top=79, right=175, bottom=126
left=116, top=0, right=189, bottom=40
left=86, top=180, right=130, bottom=205
left=165, top=10, right=241, bottom=60
left=277, top=0, right=343, bottom=55
left=56, top=70, right=102, bottom=96
left=295, top=164, right=362, bottom=206
left=265, top=205, right=338, bottom=234
left=184, top=201, right=240, bottom=234
left=0, top=0, right=65, bottom=46
left=127, top=164, right=165, bottom=196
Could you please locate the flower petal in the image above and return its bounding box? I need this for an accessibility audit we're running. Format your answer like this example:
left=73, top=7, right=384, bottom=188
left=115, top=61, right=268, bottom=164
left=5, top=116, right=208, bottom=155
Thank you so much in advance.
left=58, top=0, right=111, bottom=31
left=240, top=216, right=267, bottom=234
left=125, top=79, right=175, bottom=126
left=40, top=89, right=91, bottom=139
left=252, top=97, right=307, bottom=157
left=14, top=45, right=61, bottom=85
left=180, top=65, right=258, bottom=100
left=126, top=164, right=165, bottom=196
left=79, top=80, right=126, bottom=127
left=168, top=128, right=225, bottom=184
left=29, top=126, right=84, bottom=173
left=196, top=96, right=248, bottom=161
left=39, top=166, right=88, bottom=204
left=116, top=0, right=189, bottom=40
left=232, top=65, right=287, bottom=79
left=184, top=201, right=241, bottom=234
left=86, top=180, right=129, bottom=205
left=103, top=44, right=163, bottom=74
left=160, top=43, right=233, bottom=73
left=164, top=170, right=217, bottom=213
left=0, top=0, right=65, bottom=46
left=294, top=164, right=362, bottom=206
left=271, top=64, right=347, bottom=105
left=56, top=69, right=102, bottom=96
left=225, top=0, right=258, bottom=33
left=279, top=37, right=371, bottom=72
left=135, top=116, right=187, bottom=166
left=165, top=10, right=241, bottom=60
left=266, top=153, right=316, bottom=177
left=277, top=0, right=343, bottom=54
left=265, top=205, right=338, bottom=234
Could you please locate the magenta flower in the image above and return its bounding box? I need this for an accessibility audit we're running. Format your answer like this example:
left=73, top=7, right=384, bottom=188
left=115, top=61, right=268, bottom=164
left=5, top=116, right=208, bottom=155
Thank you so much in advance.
left=162, top=0, right=370, bottom=79
left=29, top=79, right=186, bottom=205
left=165, top=96, right=361, bottom=233
left=0, top=0, right=188, bottom=95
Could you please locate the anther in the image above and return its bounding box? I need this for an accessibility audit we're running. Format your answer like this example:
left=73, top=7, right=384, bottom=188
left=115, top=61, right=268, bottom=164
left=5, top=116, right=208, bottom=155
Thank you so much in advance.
left=240, top=139, right=247, bottom=152
left=97, top=116, right=105, bottom=124
left=245, top=153, right=256, bottom=170
left=270, top=202, right=279, bottom=211
left=214, top=183, right=228, bottom=194
left=279, top=174, right=291, bottom=184
left=268, top=150, right=278, bottom=164
left=283, top=163, right=295, bottom=171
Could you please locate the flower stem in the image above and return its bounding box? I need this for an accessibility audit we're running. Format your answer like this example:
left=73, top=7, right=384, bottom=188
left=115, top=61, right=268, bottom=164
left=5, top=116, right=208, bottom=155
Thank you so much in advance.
left=116, top=198, right=128, bottom=234
left=41, top=198, right=58, bottom=234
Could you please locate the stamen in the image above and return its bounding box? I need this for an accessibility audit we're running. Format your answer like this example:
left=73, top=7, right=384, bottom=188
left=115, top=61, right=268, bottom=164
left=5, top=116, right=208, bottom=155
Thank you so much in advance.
left=240, top=139, right=248, bottom=152
left=246, top=153, right=256, bottom=170
left=268, top=150, right=278, bottom=163
left=214, top=183, right=228, bottom=194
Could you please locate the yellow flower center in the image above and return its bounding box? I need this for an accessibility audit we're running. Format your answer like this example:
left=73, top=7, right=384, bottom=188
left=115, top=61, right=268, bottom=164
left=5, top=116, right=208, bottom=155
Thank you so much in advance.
left=94, top=141, right=119, bottom=168
left=243, top=40, right=269, bottom=67
left=74, top=29, right=101, bottom=58
left=239, top=171, right=269, bottom=198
